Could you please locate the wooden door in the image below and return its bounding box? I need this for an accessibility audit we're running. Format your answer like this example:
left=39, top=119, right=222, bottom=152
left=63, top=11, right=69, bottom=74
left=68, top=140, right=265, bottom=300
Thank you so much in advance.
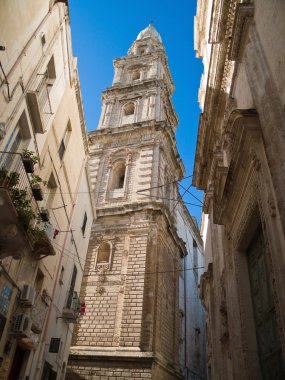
left=247, top=228, right=285, bottom=379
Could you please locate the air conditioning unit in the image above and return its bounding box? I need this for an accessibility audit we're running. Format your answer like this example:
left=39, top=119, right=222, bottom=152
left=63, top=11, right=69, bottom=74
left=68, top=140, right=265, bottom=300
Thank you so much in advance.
left=19, top=284, right=36, bottom=306
left=12, top=314, right=31, bottom=336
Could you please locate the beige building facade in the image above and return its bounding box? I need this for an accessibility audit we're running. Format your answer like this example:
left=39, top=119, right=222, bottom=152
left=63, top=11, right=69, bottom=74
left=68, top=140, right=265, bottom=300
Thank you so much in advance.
left=0, top=1, right=93, bottom=379
left=194, top=0, right=285, bottom=379
left=67, top=24, right=204, bottom=380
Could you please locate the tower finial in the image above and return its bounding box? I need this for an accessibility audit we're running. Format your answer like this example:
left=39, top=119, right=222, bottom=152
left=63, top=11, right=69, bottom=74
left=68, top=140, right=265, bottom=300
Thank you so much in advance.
left=149, top=19, right=154, bottom=26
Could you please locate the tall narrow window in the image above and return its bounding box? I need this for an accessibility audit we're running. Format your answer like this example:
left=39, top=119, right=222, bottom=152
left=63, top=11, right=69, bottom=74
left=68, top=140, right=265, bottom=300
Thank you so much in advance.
left=66, top=265, right=77, bottom=309
left=96, top=242, right=112, bottom=270
left=193, top=239, right=198, bottom=283
left=122, top=102, right=135, bottom=125
left=47, top=55, right=56, bottom=85
left=58, top=120, right=72, bottom=160
left=59, top=266, right=64, bottom=285
left=46, top=172, right=57, bottom=209
left=110, top=161, right=126, bottom=190
left=81, top=212, right=87, bottom=236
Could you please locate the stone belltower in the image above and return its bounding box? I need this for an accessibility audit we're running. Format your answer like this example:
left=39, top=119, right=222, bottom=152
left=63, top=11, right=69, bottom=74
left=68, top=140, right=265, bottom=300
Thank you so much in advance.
left=68, top=24, right=186, bottom=380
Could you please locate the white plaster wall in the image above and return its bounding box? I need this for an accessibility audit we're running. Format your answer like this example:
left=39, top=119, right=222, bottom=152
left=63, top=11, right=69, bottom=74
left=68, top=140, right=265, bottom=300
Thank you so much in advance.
left=175, top=207, right=206, bottom=379
left=0, top=2, right=93, bottom=379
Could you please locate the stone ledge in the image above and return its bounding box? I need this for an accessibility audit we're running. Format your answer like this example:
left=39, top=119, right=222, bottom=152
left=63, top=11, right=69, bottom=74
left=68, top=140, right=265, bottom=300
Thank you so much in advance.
left=69, top=347, right=154, bottom=363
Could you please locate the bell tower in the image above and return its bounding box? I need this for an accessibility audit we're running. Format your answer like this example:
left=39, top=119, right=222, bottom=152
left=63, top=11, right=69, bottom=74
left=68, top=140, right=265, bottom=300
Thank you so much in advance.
left=68, top=24, right=186, bottom=380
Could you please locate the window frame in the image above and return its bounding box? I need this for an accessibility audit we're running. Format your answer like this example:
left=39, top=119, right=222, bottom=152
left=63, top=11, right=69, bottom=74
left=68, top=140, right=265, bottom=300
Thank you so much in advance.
left=81, top=212, right=88, bottom=236
left=95, top=241, right=113, bottom=271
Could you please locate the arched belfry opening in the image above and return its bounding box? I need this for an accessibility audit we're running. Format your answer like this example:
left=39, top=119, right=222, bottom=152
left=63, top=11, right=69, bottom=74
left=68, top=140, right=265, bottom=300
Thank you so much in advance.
left=110, top=161, right=126, bottom=190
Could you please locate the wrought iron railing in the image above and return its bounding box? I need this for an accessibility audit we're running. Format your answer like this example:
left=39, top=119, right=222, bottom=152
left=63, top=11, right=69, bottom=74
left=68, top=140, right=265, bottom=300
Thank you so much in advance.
left=0, top=151, right=55, bottom=258
left=0, top=151, right=38, bottom=212
left=65, top=291, right=80, bottom=311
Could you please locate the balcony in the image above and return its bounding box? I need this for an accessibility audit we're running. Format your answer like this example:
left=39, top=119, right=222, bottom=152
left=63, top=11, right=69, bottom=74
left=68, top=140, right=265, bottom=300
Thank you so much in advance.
left=62, top=291, right=81, bottom=323
left=26, top=73, right=53, bottom=133
left=0, top=151, right=56, bottom=260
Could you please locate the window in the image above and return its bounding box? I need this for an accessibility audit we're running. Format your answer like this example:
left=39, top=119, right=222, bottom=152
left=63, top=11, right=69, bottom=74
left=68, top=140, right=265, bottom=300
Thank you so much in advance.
left=66, top=265, right=77, bottom=309
left=193, top=239, right=198, bottom=283
left=132, top=71, right=141, bottom=81
left=139, top=46, right=146, bottom=55
left=58, top=120, right=72, bottom=160
left=0, top=284, right=12, bottom=317
left=59, top=266, right=64, bottom=285
left=96, top=242, right=112, bottom=269
left=49, top=338, right=61, bottom=353
left=58, top=139, right=65, bottom=160
left=47, top=55, right=56, bottom=84
left=123, top=102, right=135, bottom=116
left=46, top=172, right=57, bottom=209
left=109, top=161, right=126, bottom=190
left=122, top=102, right=135, bottom=125
left=81, top=212, right=87, bottom=235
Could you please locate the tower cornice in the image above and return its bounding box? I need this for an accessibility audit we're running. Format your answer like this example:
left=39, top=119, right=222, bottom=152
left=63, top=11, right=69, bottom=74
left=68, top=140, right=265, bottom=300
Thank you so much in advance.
left=88, top=121, right=184, bottom=176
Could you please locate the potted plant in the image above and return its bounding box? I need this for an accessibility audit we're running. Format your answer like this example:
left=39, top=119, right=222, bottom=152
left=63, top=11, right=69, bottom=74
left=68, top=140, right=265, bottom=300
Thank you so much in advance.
left=22, top=149, right=39, bottom=173
left=39, top=207, right=50, bottom=222
left=29, top=226, right=55, bottom=257
left=0, top=168, right=19, bottom=188
left=30, top=174, right=44, bottom=201
left=12, top=189, right=35, bottom=229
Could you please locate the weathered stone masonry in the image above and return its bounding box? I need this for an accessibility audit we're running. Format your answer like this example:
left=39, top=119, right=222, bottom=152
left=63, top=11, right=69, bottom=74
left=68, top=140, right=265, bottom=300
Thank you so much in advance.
left=67, top=24, right=186, bottom=380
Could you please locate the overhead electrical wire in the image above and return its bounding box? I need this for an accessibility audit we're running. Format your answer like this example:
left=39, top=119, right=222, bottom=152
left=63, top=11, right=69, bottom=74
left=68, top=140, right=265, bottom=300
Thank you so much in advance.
left=50, top=237, right=205, bottom=276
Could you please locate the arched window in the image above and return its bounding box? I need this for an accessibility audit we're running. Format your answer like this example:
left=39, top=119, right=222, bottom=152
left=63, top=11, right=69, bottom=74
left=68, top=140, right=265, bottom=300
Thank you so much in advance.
left=97, top=242, right=111, bottom=263
left=96, top=242, right=112, bottom=270
left=109, top=161, right=126, bottom=190
left=122, top=102, right=135, bottom=125
left=123, top=102, right=135, bottom=116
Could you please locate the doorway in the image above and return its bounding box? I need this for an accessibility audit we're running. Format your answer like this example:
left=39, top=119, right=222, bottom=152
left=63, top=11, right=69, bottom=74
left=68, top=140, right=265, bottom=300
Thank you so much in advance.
left=247, top=228, right=285, bottom=379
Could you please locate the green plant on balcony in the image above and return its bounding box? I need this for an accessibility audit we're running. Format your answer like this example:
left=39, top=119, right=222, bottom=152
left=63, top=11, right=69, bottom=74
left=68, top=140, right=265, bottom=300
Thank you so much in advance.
left=0, top=168, right=20, bottom=188
left=22, top=150, right=40, bottom=173
left=12, top=189, right=35, bottom=229
left=28, top=226, right=47, bottom=242
left=30, top=173, right=46, bottom=201
left=22, top=150, right=40, bottom=164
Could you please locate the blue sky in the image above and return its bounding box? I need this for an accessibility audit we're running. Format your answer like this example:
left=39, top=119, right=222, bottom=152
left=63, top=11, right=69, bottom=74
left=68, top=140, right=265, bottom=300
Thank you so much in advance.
left=69, top=0, right=203, bottom=223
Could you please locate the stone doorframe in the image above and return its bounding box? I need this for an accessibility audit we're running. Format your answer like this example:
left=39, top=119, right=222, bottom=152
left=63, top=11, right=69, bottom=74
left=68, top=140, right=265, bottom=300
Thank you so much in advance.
left=225, top=113, right=285, bottom=379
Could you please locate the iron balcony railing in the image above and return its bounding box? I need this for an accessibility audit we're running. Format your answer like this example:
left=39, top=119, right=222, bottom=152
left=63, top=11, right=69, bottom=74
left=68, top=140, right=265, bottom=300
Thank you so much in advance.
left=62, top=291, right=81, bottom=322
left=0, top=151, right=56, bottom=258
left=0, top=151, right=38, bottom=213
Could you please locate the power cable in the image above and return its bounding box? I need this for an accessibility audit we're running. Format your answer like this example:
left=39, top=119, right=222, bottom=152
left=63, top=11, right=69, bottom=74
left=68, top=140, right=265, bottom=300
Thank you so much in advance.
left=178, top=183, right=203, bottom=205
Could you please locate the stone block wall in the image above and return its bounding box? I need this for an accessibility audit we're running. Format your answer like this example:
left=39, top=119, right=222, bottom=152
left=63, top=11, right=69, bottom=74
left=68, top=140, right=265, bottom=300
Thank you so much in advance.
left=72, top=223, right=149, bottom=349
left=67, top=359, right=152, bottom=380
